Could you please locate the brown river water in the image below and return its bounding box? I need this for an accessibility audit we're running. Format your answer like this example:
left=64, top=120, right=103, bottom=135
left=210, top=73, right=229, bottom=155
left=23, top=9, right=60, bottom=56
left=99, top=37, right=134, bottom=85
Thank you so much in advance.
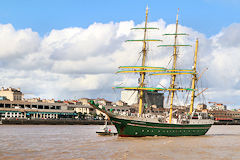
left=0, top=125, right=240, bottom=160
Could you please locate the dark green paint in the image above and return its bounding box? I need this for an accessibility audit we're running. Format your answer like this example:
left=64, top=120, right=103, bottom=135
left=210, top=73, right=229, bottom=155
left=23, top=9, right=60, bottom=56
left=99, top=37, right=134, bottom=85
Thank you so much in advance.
left=88, top=100, right=212, bottom=137
left=111, top=116, right=211, bottom=137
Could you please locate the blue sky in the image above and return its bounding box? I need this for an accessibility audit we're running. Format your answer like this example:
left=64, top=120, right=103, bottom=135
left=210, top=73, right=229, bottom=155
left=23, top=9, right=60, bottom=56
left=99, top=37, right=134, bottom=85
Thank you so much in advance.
left=0, top=0, right=240, bottom=36
left=0, top=0, right=240, bottom=108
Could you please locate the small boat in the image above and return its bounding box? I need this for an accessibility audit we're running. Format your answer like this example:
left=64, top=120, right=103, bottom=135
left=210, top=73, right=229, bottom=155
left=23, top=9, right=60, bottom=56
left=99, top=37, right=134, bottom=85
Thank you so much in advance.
left=96, top=121, right=117, bottom=136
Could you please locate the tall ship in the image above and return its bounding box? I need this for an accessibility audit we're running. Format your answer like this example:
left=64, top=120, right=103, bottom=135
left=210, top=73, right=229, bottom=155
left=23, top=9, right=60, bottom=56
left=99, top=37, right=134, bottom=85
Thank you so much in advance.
left=89, top=7, right=213, bottom=137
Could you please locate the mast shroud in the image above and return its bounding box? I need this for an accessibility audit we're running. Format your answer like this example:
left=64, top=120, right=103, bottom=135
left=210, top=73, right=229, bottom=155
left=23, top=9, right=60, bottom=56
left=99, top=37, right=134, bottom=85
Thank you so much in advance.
left=189, top=39, right=199, bottom=114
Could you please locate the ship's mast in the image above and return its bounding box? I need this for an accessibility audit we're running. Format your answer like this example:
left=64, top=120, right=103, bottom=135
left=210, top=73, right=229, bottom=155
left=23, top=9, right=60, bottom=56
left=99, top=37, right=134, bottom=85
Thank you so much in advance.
left=115, top=8, right=196, bottom=117
left=138, top=6, right=149, bottom=115
left=189, top=39, right=199, bottom=114
left=115, top=6, right=161, bottom=115
left=169, top=9, right=179, bottom=123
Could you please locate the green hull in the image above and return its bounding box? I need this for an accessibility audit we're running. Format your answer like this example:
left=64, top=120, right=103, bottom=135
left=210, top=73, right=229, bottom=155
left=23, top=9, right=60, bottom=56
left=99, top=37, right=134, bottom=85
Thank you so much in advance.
left=110, top=116, right=212, bottom=137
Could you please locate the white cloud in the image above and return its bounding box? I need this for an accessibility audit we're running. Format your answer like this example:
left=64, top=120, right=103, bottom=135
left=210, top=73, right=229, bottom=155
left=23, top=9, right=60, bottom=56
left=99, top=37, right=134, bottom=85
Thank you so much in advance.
left=0, top=24, right=40, bottom=60
left=0, top=20, right=240, bottom=108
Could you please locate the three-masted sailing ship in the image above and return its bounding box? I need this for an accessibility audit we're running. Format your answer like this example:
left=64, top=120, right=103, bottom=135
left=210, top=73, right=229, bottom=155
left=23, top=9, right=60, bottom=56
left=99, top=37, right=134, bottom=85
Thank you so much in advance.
left=89, top=7, right=213, bottom=137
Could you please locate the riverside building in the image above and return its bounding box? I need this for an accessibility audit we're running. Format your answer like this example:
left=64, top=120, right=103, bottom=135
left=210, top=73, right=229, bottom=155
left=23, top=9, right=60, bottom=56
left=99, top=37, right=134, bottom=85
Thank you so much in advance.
left=0, top=100, right=77, bottom=119
left=0, top=87, right=78, bottom=119
left=0, top=87, right=136, bottom=120
left=0, top=87, right=23, bottom=101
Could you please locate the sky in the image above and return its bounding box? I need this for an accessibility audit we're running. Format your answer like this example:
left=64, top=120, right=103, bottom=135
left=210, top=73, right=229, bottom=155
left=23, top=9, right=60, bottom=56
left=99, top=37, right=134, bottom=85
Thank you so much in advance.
left=0, top=0, right=240, bottom=108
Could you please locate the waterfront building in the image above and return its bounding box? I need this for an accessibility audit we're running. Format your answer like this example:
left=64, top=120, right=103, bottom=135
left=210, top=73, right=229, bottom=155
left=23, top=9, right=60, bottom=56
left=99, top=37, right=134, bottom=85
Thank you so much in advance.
left=26, top=98, right=42, bottom=103
left=121, top=90, right=164, bottom=108
left=94, top=104, right=136, bottom=118
left=0, top=87, right=145, bottom=120
left=78, top=98, right=91, bottom=106
left=0, top=87, right=23, bottom=101
left=115, top=100, right=128, bottom=106
left=0, top=100, right=77, bottom=119
left=209, top=110, right=240, bottom=122
left=197, top=103, right=207, bottom=110
left=209, top=103, right=227, bottom=110
left=73, top=105, right=95, bottom=115
left=143, top=91, right=164, bottom=108
left=94, top=98, right=112, bottom=106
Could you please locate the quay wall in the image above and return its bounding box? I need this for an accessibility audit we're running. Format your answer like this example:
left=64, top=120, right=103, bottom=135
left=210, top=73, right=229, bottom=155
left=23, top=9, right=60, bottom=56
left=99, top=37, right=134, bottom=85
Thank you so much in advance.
left=1, top=119, right=106, bottom=125
left=214, top=121, right=240, bottom=125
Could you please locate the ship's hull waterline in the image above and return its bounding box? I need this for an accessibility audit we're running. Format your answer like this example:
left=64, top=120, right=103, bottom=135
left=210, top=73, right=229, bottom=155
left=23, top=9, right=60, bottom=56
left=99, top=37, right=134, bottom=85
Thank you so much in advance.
left=88, top=101, right=212, bottom=137
left=110, top=116, right=212, bottom=137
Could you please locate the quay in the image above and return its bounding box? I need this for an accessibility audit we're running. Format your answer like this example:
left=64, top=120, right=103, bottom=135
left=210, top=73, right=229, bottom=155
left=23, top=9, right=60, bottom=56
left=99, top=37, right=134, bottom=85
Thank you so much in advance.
left=1, top=119, right=105, bottom=125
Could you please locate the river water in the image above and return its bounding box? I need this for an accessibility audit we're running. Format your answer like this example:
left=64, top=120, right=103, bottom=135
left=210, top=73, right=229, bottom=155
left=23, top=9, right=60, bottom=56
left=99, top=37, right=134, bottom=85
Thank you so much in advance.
left=0, top=125, right=239, bottom=160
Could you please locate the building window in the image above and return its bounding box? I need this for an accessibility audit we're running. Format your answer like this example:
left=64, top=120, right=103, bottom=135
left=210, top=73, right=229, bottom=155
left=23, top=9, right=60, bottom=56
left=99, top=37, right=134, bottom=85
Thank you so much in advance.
left=32, top=105, right=37, bottom=109
left=44, top=106, right=49, bottom=109
left=38, top=105, right=43, bottom=109
left=50, top=106, right=56, bottom=109
left=26, top=105, right=31, bottom=109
